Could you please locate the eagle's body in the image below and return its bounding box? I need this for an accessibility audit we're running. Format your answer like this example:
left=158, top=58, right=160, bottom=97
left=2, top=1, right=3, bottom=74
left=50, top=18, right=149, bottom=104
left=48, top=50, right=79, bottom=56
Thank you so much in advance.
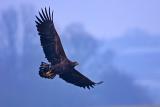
left=35, top=7, right=103, bottom=89
left=51, top=59, right=77, bottom=74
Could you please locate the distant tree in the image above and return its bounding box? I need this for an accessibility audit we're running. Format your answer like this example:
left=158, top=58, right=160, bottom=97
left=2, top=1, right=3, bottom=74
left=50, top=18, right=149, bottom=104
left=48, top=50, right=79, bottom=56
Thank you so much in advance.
left=96, top=67, right=153, bottom=106
left=62, top=23, right=100, bottom=64
left=1, top=8, right=18, bottom=76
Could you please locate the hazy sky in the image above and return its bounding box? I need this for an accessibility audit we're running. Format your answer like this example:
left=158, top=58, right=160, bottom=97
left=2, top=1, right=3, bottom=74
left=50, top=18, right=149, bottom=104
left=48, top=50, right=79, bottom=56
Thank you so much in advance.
left=0, top=0, right=160, bottom=105
left=1, top=0, right=160, bottom=39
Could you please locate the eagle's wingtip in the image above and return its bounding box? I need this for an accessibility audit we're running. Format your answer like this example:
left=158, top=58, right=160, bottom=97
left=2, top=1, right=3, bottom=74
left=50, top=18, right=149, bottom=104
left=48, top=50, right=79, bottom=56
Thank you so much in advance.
left=96, top=81, right=104, bottom=85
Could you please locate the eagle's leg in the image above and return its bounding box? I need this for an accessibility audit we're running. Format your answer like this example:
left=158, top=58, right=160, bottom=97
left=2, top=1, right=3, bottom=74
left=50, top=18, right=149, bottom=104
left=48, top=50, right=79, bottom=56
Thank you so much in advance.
left=39, top=62, right=56, bottom=79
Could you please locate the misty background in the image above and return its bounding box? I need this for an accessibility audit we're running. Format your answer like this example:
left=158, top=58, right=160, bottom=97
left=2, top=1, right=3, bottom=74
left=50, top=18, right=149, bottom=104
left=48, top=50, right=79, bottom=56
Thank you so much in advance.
left=0, top=0, right=160, bottom=107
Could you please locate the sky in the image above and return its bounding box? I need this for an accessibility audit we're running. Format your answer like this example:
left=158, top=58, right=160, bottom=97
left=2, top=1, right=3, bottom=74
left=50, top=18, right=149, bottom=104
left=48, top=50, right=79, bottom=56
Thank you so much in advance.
left=0, top=0, right=160, bottom=106
left=1, top=0, right=160, bottom=39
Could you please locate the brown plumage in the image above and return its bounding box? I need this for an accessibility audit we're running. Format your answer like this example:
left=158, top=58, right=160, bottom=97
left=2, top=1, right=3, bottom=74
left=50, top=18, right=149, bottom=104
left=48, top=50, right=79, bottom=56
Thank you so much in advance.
left=35, top=7, right=103, bottom=89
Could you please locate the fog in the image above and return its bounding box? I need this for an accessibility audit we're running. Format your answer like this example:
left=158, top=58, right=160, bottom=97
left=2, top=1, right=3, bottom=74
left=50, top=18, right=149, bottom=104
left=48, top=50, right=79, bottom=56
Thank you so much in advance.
left=0, top=2, right=160, bottom=107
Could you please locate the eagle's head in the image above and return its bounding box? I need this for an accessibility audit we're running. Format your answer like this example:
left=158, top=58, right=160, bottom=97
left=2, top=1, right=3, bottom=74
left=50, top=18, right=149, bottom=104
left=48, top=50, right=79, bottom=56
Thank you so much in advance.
left=71, top=61, right=79, bottom=67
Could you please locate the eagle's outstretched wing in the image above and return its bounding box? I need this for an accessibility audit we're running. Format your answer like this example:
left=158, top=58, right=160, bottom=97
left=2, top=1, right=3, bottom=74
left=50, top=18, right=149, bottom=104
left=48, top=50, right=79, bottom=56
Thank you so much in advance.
left=59, top=68, right=103, bottom=89
left=36, top=7, right=67, bottom=65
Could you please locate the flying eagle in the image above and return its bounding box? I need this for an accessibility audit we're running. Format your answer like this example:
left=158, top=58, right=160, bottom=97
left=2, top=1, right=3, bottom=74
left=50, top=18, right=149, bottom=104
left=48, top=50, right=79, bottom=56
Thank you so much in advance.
left=35, top=7, right=103, bottom=89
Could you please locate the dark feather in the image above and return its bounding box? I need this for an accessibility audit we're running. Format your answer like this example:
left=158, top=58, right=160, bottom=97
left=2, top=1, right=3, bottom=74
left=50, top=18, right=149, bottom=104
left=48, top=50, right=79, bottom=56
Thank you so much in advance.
left=59, top=69, right=102, bottom=89
left=36, top=8, right=67, bottom=65
left=49, top=7, right=51, bottom=20
left=39, top=11, right=45, bottom=22
left=41, top=8, right=47, bottom=20
left=45, top=7, right=49, bottom=20
left=36, top=16, right=43, bottom=23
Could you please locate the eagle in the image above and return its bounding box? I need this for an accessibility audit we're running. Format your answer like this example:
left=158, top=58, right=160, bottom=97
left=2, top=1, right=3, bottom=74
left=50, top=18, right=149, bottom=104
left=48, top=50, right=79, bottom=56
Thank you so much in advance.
left=35, top=7, right=103, bottom=89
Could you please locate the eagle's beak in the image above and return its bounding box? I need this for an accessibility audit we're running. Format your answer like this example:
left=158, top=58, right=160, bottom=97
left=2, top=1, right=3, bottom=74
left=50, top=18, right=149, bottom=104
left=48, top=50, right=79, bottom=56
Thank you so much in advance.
left=73, top=61, right=79, bottom=66
left=75, top=62, right=79, bottom=66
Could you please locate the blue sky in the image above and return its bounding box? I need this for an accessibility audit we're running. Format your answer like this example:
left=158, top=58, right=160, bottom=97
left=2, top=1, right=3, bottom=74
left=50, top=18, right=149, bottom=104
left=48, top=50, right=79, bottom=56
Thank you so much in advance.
left=1, top=0, right=160, bottom=106
left=1, top=0, right=160, bottom=39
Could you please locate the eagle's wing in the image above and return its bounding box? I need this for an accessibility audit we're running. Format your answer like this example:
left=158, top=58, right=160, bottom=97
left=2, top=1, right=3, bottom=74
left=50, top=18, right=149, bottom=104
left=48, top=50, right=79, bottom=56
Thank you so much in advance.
left=36, top=7, right=67, bottom=65
left=59, top=68, right=103, bottom=89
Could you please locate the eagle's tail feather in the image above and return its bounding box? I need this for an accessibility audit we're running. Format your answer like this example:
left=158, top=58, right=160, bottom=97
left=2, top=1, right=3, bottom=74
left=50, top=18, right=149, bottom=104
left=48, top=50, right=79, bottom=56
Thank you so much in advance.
left=39, top=62, right=56, bottom=79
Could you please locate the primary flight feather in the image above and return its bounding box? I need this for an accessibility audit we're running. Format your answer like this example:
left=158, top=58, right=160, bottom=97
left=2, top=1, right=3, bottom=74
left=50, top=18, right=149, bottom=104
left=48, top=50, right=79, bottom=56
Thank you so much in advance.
left=35, top=7, right=103, bottom=89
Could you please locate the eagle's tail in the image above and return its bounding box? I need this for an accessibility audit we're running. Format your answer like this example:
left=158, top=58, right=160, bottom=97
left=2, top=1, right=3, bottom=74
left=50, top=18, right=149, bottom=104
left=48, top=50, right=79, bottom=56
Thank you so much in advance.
left=39, top=62, right=56, bottom=79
